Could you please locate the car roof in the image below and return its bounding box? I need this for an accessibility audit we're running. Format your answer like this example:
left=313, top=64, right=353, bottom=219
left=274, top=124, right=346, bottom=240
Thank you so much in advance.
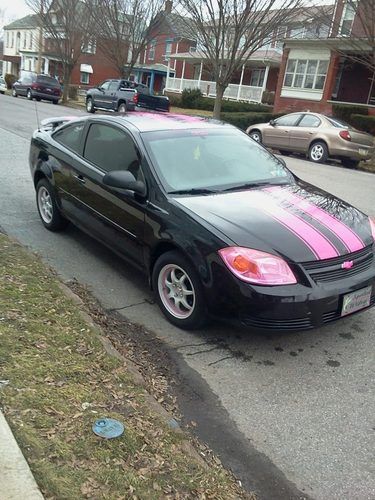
left=96, top=112, right=234, bottom=133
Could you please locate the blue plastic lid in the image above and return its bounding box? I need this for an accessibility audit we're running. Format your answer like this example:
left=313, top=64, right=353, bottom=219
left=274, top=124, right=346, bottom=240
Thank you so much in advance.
left=92, top=418, right=125, bottom=439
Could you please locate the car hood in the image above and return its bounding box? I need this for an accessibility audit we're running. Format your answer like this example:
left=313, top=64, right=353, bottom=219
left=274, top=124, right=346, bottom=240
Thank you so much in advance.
left=174, top=182, right=372, bottom=263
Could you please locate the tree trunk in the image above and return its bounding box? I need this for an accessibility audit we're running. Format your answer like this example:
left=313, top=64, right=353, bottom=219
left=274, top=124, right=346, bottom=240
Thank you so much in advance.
left=61, top=64, right=73, bottom=103
left=213, top=84, right=225, bottom=119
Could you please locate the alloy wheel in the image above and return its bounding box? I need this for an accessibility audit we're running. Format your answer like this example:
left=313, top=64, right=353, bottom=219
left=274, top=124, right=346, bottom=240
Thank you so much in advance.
left=157, top=264, right=195, bottom=319
left=118, top=103, right=127, bottom=113
left=310, top=144, right=324, bottom=161
left=37, top=186, right=53, bottom=224
left=250, top=131, right=261, bottom=143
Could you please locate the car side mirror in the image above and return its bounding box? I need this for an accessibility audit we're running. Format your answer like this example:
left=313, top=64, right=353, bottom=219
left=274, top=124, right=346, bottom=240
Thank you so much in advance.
left=102, top=170, right=146, bottom=196
left=269, top=119, right=276, bottom=126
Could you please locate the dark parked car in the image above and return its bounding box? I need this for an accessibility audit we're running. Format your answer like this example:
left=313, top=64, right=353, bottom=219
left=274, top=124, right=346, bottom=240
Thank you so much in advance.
left=12, top=73, right=62, bottom=104
left=29, top=113, right=375, bottom=330
left=86, top=79, right=170, bottom=114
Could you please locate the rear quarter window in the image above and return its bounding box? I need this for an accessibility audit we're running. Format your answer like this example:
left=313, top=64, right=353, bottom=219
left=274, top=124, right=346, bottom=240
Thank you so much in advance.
left=53, top=122, right=85, bottom=153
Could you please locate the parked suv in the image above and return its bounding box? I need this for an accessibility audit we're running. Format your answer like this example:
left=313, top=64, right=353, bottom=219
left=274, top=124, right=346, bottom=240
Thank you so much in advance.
left=12, top=73, right=62, bottom=104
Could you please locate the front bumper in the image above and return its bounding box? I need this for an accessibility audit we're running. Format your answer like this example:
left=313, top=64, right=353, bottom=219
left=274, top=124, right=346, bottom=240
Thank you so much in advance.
left=206, top=254, right=375, bottom=331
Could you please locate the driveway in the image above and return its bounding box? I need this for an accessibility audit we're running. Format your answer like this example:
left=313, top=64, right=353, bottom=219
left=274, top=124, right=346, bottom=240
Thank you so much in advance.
left=0, top=94, right=374, bottom=500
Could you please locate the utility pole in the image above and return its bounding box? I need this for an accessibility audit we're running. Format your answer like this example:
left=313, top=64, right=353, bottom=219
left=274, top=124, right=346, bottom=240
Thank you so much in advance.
left=35, top=0, right=44, bottom=73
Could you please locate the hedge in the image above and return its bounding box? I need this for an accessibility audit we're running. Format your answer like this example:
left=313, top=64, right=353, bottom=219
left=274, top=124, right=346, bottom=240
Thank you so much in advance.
left=332, top=103, right=368, bottom=123
left=220, top=112, right=276, bottom=130
left=350, top=114, right=375, bottom=135
left=4, top=73, right=17, bottom=89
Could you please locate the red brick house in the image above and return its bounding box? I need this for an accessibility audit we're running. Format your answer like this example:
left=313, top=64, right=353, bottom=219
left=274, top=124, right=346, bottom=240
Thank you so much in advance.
left=274, top=0, right=375, bottom=115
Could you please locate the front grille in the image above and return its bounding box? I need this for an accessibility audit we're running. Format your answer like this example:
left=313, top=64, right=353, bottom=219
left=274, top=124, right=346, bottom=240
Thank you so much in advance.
left=241, top=316, right=313, bottom=331
left=302, top=245, right=374, bottom=284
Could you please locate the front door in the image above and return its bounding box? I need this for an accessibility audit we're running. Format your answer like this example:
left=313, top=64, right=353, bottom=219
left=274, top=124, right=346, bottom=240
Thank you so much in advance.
left=263, top=113, right=302, bottom=149
left=94, top=80, right=111, bottom=108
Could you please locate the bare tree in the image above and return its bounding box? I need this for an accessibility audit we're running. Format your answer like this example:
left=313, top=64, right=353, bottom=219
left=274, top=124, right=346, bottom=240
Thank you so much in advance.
left=92, top=0, right=164, bottom=79
left=175, top=0, right=305, bottom=118
left=26, top=0, right=95, bottom=102
left=328, top=0, right=375, bottom=74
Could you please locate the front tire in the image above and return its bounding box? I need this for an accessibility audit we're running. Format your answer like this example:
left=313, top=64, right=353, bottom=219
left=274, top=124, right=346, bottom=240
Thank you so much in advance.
left=12, top=89, right=18, bottom=97
left=249, top=130, right=262, bottom=143
left=152, top=251, right=207, bottom=330
left=36, top=179, right=68, bottom=231
left=308, top=141, right=328, bottom=164
left=86, top=97, right=95, bottom=113
left=27, top=89, right=33, bottom=100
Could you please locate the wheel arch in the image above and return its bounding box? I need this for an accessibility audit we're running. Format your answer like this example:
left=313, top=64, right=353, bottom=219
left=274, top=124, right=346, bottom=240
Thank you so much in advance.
left=33, top=162, right=54, bottom=188
left=117, top=99, right=126, bottom=110
left=308, top=137, right=330, bottom=154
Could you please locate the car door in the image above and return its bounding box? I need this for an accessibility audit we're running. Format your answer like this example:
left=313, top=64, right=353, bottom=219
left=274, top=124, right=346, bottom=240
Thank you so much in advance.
left=263, top=113, right=302, bottom=149
left=68, top=121, right=146, bottom=267
left=106, top=80, right=121, bottom=109
left=288, top=114, right=322, bottom=152
left=19, top=74, right=32, bottom=95
left=93, top=80, right=111, bottom=108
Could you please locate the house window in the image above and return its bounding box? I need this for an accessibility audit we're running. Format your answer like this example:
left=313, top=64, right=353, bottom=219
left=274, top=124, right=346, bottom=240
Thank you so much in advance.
left=340, top=2, right=356, bottom=36
left=148, top=40, right=156, bottom=60
left=250, top=69, right=265, bottom=87
left=29, top=32, right=33, bottom=49
left=6, top=32, right=9, bottom=48
left=11, top=32, right=14, bottom=48
left=274, top=26, right=287, bottom=49
left=283, top=58, right=328, bottom=91
left=80, top=72, right=90, bottom=84
left=23, top=33, right=26, bottom=49
left=289, top=26, right=305, bottom=39
left=81, top=38, right=96, bottom=54
left=165, top=40, right=172, bottom=60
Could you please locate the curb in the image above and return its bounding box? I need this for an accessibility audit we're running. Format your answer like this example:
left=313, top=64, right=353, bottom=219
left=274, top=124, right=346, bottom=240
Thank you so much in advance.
left=0, top=411, right=44, bottom=499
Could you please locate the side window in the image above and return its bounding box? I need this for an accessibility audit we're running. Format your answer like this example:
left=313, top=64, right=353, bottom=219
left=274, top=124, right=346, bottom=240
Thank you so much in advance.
left=99, top=81, right=111, bottom=90
left=298, top=115, right=321, bottom=128
left=53, top=122, right=85, bottom=153
left=108, top=81, right=119, bottom=91
left=84, top=124, right=141, bottom=176
left=275, top=114, right=302, bottom=127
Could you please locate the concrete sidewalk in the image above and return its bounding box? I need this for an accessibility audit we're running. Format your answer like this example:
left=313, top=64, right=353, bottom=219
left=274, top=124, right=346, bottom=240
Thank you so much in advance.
left=0, top=411, right=44, bottom=499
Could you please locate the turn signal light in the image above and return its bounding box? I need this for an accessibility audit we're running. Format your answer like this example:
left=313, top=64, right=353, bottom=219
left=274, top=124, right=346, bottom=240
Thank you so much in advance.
left=339, top=130, right=351, bottom=141
left=218, top=247, right=297, bottom=285
left=369, top=217, right=375, bottom=241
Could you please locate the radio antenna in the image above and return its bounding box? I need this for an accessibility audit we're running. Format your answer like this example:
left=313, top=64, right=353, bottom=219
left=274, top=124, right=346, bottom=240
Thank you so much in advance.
left=34, top=97, right=41, bottom=132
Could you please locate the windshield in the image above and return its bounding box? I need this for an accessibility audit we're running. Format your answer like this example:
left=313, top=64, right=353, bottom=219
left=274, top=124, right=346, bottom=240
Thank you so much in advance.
left=142, top=128, right=292, bottom=193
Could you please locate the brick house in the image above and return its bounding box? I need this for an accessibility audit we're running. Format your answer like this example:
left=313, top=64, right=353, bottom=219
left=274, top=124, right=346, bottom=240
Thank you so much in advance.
left=133, top=0, right=196, bottom=94
left=2, top=14, right=120, bottom=88
left=274, top=0, right=375, bottom=115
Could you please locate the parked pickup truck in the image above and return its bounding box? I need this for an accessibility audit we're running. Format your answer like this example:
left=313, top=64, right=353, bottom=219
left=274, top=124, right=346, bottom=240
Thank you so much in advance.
left=85, top=79, right=170, bottom=114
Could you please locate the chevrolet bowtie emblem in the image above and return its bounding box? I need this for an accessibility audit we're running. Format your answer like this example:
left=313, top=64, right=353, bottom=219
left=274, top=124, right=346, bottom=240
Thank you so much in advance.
left=342, top=261, right=354, bottom=269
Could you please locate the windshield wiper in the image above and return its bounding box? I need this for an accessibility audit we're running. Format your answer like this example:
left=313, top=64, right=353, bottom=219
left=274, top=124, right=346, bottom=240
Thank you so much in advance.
left=168, top=188, right=219, bottom=195
left=222, top=180, right=287, bottom=193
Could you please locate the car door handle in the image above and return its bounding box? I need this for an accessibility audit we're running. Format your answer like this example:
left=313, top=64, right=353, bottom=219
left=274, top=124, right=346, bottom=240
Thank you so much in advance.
left=73, top=174, right=86, bottom=184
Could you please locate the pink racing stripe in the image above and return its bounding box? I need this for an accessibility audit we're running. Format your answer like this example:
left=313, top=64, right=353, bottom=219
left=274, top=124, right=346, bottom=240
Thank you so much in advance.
left=266, top=187, right=365, bottom=253
left=247, top=191, right=339, bottom=259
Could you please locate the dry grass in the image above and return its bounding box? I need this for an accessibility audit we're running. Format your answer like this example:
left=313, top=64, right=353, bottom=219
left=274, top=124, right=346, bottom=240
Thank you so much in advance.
left=0, top=234, right=250, bottom=500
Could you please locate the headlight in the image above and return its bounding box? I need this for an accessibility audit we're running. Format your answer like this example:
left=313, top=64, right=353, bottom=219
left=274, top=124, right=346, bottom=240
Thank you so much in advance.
left=369, top=216, right=375, bottom=241
left=218, top=247, right=297, bottom=285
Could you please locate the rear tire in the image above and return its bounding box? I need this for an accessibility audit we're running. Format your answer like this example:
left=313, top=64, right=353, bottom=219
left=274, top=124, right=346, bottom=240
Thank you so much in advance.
left=52, top=99, right=59, bottom=105
left=118, top=102, right=127, bottom=114
left=249, top=130, right=262, bottom=143
left=152, top=251, right=207, bottom=330
left=12, top=89, right=18, bottom=97
left=279, top=150, right=291, bottom=156
left=27, top=89, right=33, bottom=100
left=342, top=159, right=359, bottom=168
left=308, top=141, right=328, bottom=164
left=36, top=179, right=68, bottom=231
left=86, top=97, right=95, bottom=113
left=36, top=97, right=41, bottom=101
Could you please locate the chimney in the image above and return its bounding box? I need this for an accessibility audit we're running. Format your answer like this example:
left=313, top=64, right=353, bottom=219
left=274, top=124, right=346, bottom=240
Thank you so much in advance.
left=165, top=0, right=172, bottom=14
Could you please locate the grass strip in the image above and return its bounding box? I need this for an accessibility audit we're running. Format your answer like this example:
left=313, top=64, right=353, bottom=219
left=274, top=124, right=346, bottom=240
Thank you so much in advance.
left=0, top=234, right=248, bottom=499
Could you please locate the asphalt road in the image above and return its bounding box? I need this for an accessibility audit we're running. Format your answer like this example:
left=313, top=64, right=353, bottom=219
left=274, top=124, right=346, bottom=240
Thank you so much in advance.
left=1, top=94, right=374, bottom=500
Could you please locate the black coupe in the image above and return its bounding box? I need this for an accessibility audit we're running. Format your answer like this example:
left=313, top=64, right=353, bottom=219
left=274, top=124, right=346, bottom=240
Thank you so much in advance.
left=29, top=113, right=375, bottom=330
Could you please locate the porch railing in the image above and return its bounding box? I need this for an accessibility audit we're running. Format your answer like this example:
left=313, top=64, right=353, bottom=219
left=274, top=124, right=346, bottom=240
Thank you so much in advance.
left=165, top=77, right=263, bottom=103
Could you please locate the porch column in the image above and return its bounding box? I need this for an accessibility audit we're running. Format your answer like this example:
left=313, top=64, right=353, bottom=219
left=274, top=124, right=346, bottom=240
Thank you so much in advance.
left=322, top=52, right=340, bottom=102
left=44, top=57, right=49, bottom=75
left=166, top=58, right=171, bottom=90
left=197, top=60, right=203, bottom=90
left=262, top=64, right=270, bottom=97
left=149, top=71, right=155, bottom=95
left=179, top=59, right=186, bottom=92
left=236, top=64, right=245, bottom=100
